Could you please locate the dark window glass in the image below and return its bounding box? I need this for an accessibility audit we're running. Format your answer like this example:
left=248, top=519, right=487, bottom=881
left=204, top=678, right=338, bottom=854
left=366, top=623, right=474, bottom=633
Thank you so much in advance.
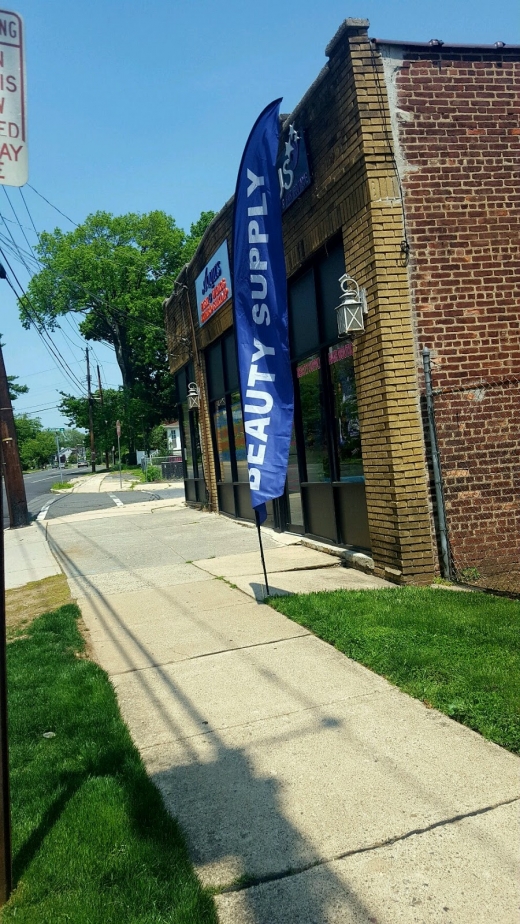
left=296, top=354, right=330, bottom=483
left=206, top=342, right=224, bottom=400
left=287, top=424, right=303, bottom=526
left=181, top=402, right=194, bottom=478
left=288, top=268, right=319, bottom=359
left=176, top=370, right=187, bottom=403
left=328, top=342, right=364, bottom=481
left=223, top=331, right=239, bottom=392
left=213, top=398, right=232, bottom=483
left=231, top=391, right=248, bottom=482
left=317, top=242, right=346, bottom=345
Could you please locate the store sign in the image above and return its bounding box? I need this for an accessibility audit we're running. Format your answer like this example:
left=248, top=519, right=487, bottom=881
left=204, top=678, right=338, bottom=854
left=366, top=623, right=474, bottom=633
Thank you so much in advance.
left=0, top=10, right=27, bottom=186
left=276, top=122, right=311, bottom=212
left=195, top=240, right=232, bottom=327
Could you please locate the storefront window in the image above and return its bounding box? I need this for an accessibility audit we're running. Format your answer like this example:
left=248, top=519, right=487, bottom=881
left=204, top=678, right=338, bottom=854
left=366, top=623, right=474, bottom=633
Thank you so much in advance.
left=296, top=354, right=330, bottom=483
left=287, top=424, right=303, bottom=526
left=213, top=399, right=232, bottom=482
left=181, top=401, right=194, bottom=478
left=328, top=342, right=363, bottom=480
left=231, top=391, right=248, bottom=482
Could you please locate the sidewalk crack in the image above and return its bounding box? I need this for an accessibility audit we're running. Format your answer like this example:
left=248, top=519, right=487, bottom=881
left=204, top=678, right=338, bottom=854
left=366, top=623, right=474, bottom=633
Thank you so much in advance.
left=218, top=796, right=520, bottom=894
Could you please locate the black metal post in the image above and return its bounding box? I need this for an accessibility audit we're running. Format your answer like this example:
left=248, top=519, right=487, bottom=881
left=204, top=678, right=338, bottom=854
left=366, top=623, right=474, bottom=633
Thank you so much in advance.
left=254, top=509, right=270, bottom=597
left=0, top=432, right=12, bottom=905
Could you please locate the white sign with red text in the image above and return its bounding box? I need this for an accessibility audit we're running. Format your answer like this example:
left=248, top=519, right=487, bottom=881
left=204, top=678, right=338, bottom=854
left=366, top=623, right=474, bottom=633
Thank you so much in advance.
left=0, top=10, right=27, bottom=186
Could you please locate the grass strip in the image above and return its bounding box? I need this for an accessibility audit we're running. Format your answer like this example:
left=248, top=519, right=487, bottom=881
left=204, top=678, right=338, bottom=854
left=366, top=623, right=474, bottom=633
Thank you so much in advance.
left=269, top=587, right=520, bottom=753
left=3, top=603, right=217, bottom=924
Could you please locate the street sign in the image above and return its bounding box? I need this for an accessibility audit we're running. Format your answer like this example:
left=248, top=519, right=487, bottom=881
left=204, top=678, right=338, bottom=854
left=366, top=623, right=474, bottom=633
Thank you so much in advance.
left=116, top=420, right=121, bottom=438
left=0, top=10, right=27, bottom=187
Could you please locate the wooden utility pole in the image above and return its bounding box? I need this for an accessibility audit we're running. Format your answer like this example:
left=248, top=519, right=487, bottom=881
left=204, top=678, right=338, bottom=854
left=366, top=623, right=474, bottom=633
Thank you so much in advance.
left=97, top=364, right=110, bottom=471
left=86, top=347, right=96, bottom=473
left=0, top=345, right=28, bottom=529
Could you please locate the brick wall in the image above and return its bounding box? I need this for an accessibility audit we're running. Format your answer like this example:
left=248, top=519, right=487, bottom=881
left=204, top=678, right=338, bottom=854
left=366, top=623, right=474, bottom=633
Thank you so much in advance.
left=381, top=43, right=520, bottom=583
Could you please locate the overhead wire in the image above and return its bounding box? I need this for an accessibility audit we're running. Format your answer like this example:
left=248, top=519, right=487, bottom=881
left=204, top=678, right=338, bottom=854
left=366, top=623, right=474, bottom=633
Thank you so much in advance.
left=3, top=187, right=39, bottom=264
left=3, top=264, right=87, bottom=396
left=19, top=187, right=39, bottom=236
left=26, top=183, right=78, bottom=227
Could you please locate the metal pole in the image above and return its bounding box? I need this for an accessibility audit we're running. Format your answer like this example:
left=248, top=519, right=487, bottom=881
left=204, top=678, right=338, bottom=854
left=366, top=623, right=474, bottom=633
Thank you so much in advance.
left=422, top=347, right=451, bottom=579
left=117, top=433, right=122, bottom=490
left=0, top=433, right=12, bottom=905
left=254, top=508, right=270, bottom=597
left=55, top=433, right=63, bottom=484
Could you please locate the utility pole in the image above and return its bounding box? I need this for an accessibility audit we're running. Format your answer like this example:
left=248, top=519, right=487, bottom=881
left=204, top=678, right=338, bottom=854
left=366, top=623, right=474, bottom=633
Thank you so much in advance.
left=97, top=365, right=109, bottom=471
left=86, top=347, right=96, bottom=473
left=0, top=344, right=28, bottom=529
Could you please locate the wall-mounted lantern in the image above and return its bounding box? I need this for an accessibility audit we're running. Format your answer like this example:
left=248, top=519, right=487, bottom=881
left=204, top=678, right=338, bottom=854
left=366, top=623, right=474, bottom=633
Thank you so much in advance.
left=187, top=382, right=200, bottom=409
left=335, top=274, right=368, bottom=337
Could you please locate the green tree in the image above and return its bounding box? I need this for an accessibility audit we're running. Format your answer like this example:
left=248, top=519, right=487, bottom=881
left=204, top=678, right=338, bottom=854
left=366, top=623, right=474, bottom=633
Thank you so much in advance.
left=7, top=375, right=28, bottom=401
left=0, top=335, right=29, bottom=400
left=58, top=388, right=152, bottom=467
left=20, top=210, right=214, bottom=440
left=14, top=415, right=56, bottom=470
left=149, top=424, right=167, bottom=453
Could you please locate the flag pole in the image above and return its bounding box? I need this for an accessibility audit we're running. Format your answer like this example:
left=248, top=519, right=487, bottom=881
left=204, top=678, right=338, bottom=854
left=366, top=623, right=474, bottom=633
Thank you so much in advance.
left=254, top=509, right=270, bottom=597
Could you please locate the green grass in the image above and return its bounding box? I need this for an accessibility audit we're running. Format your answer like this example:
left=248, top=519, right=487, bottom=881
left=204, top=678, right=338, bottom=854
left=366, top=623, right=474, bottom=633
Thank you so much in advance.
left=51, top=481, right=74, bottom=490
left=269, top=587, right=520, bottom=753
left=3, top=604, right=217, bottom=923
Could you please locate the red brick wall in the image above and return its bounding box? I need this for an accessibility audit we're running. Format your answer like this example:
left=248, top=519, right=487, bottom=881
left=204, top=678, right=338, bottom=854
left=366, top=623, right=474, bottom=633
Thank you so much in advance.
left=385, top=45, right=520, bottom=583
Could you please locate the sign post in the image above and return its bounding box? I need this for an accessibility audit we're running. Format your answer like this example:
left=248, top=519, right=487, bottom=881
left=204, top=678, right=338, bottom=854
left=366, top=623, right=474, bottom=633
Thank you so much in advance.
left=0, top=10, right=27, bottom=905
left=116, top=420, right=122, bottom=489
left=55, top=432, right=63, bottom=484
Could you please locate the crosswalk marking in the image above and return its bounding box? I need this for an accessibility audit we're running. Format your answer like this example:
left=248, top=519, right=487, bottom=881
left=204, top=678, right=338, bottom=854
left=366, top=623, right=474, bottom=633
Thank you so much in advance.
left=37, top=499, right=57, bottom=521
left=108, top=494, right=124, bottom=507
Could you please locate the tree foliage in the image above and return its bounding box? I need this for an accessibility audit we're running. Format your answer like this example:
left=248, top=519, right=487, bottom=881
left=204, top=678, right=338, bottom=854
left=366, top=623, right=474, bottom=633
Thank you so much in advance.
left=21, top=210, right=214, bottom=433
left=14, top=415, right=58, bottom=470
left=58, top=389, right=152, bottom=463
left=7, top=375, right=28, bottom=401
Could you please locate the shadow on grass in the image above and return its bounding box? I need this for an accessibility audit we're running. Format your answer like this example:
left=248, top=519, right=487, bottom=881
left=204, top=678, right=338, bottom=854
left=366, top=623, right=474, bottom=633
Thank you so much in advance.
left=6, top=604, right=217, bottom=923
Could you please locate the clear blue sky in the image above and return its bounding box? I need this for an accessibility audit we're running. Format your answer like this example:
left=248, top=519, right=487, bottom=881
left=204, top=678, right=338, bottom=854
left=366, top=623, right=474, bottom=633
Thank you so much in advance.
left=2, top=0, right=518, bottom=432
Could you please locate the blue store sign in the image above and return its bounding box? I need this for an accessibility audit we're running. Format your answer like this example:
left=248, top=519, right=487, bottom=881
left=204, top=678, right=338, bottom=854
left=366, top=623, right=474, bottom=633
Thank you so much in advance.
left=276, top=122, right=311, bottom=212
left=195, top=239, right=233, bottom=326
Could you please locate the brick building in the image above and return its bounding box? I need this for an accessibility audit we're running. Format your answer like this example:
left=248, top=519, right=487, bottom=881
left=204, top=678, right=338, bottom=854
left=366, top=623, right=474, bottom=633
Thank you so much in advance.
left=164, top=19, right=520, bottom=588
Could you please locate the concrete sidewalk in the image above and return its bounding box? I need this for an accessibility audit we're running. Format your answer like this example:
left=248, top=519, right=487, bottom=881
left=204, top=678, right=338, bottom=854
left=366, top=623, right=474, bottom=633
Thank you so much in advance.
left=6, top=499, right=520, bottom=922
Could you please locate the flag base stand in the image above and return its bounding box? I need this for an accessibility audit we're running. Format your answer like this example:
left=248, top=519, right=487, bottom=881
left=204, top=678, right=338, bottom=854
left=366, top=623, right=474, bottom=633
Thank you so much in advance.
left=254, top=509, right=270, bottom=598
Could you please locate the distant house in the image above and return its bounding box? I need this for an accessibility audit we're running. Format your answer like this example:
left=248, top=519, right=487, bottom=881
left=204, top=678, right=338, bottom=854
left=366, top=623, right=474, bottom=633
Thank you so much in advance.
left=163, top=421, right=181, bottom=456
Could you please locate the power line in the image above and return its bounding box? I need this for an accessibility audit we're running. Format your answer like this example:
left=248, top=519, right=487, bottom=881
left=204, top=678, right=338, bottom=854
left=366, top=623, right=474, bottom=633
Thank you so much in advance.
left=2, top=254, right=87, bottom=397
left=26, top=184, right=78, bottom=228
left=0, top=209, right=33, bottom=275
left=3, top=188, right=38, bottom=265
left=19, top=187, right=39, bottom=237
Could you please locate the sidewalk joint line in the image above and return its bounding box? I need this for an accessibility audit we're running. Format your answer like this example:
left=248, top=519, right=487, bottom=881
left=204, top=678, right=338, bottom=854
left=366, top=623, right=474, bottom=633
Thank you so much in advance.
left=217, top=796, right=520, bottom=894
left=108, top=633, right=312, bottom=676
left=137, top=690, right=387, bottom=749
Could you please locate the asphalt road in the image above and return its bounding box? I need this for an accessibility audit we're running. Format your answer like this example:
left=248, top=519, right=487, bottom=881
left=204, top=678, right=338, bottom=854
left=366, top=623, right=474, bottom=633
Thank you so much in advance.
left=2, top=468, right=185, bottom=529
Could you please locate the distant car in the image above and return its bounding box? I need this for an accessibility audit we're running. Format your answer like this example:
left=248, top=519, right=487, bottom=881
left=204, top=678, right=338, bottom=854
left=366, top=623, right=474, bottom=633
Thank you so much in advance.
left=77, top=460, right=89, bottom=468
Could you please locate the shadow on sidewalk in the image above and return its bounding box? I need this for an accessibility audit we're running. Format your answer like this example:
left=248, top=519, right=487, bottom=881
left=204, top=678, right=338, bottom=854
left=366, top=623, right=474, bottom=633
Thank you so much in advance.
left=45, top=531, right=385, bottom=923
